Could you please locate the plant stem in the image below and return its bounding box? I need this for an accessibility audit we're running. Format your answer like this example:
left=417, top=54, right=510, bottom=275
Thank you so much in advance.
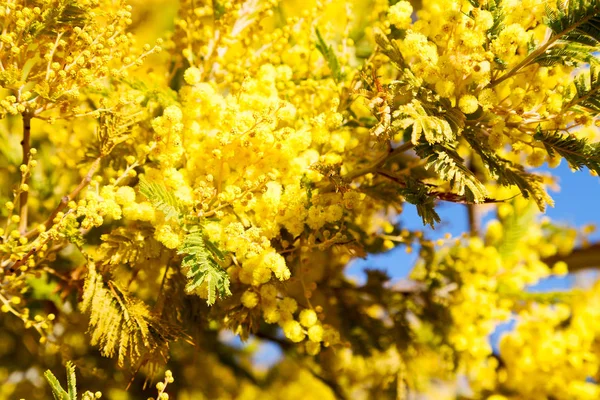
left=542, top=242, right=600, bottom=273
left=489, top=11, right=599, bottom=88
left=18, top=113, right=32, bottom=234
left=467, top=203, right=480, bottom=237
left=25, top=156, right=102, bottom=239
left=467, top=158, right=481, bottom=237
left=319, top=141, right=414, bottom=193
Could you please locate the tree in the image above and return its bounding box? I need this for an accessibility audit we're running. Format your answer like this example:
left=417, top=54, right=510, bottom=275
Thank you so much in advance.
left=1, top=0, right=600, bottom=398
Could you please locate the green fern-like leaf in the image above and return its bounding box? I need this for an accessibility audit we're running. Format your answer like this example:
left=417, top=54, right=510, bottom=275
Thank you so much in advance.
left=564, top=65, right=600, bottom=113
left=397, top=178, right=441, bottom=228
left=537, top=0, right=600, bottom=66
left=545, top=0, right=600, bottom=43
left=44, top=369, right=69, bottom=400
left=393, top=101, right=456, bottom=145
left=464, top=131, right=554, bottom=211
left=497, top=201, right=537, bottom=260
left=534, top=127, right=600, bottom=175
left=178, top=231, right=231, bottom=305
left=65, top=361, right=77, bottom=400
left=315, top=28, right=343, bottom=83
left=415, top=143, right=488, bottom=204
left=81, top=263, right=174, bottom=368
left=138, top=177, right=182, bottom=222
left=98, top=226, right=162, bottom=267
left=374, top=28, right=406, bottom=70
left=44, top=362, right=102, bottom=400
left=43, top=361, right=77, bottom=400
left=535, top=42, right=598, bottom=66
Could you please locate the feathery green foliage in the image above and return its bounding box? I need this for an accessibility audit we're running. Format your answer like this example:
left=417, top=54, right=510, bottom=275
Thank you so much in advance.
left=98, top=227, right=162, bottom=267
left=138, top=177, right=182, bottom=222
left=464, top=132, right=553, bottom=211
left=537, top=0, right=600, bottom=66
left=44, top=362, right=102, bottom=400
left=397, top=178, right=441, bottom=227
left=44, top=361, right=75, bottom=400
left=178, top=230, right=231, bottom=305
left=374, top=28, right=406, bottom=70
left=566, top=65, right=600, bottom=113
left=544, top=0, right=600, bottom=43
left=415, top=143, right=488, bottom=204
left=81, top=263, right=172, bottom=368
left=534, top=127, right=600, bottom=175
left=394, top=101, right=456, bottom=144
left=315, top=28, right=343, bottom=83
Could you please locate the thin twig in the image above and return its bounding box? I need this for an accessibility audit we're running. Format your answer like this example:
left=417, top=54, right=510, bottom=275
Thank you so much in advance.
left=489, top=11, right=599, bottom=88
left=320, top=141, right=414, bottom=193
left=25, top=156, right=102, bottom=239
left=18, top=113, right=32, bottom=234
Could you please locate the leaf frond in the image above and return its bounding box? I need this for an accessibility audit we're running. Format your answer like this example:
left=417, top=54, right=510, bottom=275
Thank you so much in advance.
left=177, top=231, right=231, bottom=305
left=81, top=263, right=174, bottom=368
left=464, top=131, right=554, bottom=211
left=98, top=226, right=162, bottom=268
left=138, top=177, right=183, bottom=222
left=415, top=143, right=488, bottom=204
left=534, top=127, right=600, bottom=174
left=315, top=28, right=343, bottom=83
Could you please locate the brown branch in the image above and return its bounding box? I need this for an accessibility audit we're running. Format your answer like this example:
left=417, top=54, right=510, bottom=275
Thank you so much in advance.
left=18, top=113, right=32, bottom=234
left=6, top=236, right=50, bottom=274
left=542, top=242, right=600, bottom=273
left=25, top=157, right=102, bottom=239
left=466, top=158, right=482, bottom=237
left=467, top=204, right=480, bottom=237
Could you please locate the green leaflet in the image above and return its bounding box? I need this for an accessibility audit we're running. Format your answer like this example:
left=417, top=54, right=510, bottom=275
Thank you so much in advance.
left=537, top=0, right=600, bottom=67
left=44, top=362, right=103, bottom=400
left=178, top=231, right=231, bottom=305
left=544, top=0, right=600, bottom=44
left=464, top=131, right=554, bottom=212
left=138, top=177, right=182, bottom=222
left=393, top=101, right=456, bottom=145
left=44, top=361, right=76, bottom=400
left=315, top=28, right=343, bottom=83
left=534, top=127, right=600, bottom=175
left=565, top=65, right=600, bottom=113
left=374, top=28, right=406, bottom=70
left=98, top=226, right=162, bottom=267
left=397, top=178, right=441, bottom=228
left=137, top=178, right=230, bottom=305
left=415, top=143, right=488, bottom=204
left=81, top=263, right=173, bottom=368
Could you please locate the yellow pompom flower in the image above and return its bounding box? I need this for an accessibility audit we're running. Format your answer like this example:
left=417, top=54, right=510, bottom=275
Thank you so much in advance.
left=282, top=320, right=305, bottom=343
left=388, top=1, right=413, bottom=30
left=308, top=324, right=324, bottom=343
left=279, top=297, right=298, bottom=314
left=183, top=67, right=202, bottom=85
left=459, top=94, right=479, bottom=114
left=241, top=290, right=259, bottom=309
left=299, top=309, right=318, bottom=327
left=115, top=186, right=136, bottom=205
left=154, top=224, right=180, bottom=249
